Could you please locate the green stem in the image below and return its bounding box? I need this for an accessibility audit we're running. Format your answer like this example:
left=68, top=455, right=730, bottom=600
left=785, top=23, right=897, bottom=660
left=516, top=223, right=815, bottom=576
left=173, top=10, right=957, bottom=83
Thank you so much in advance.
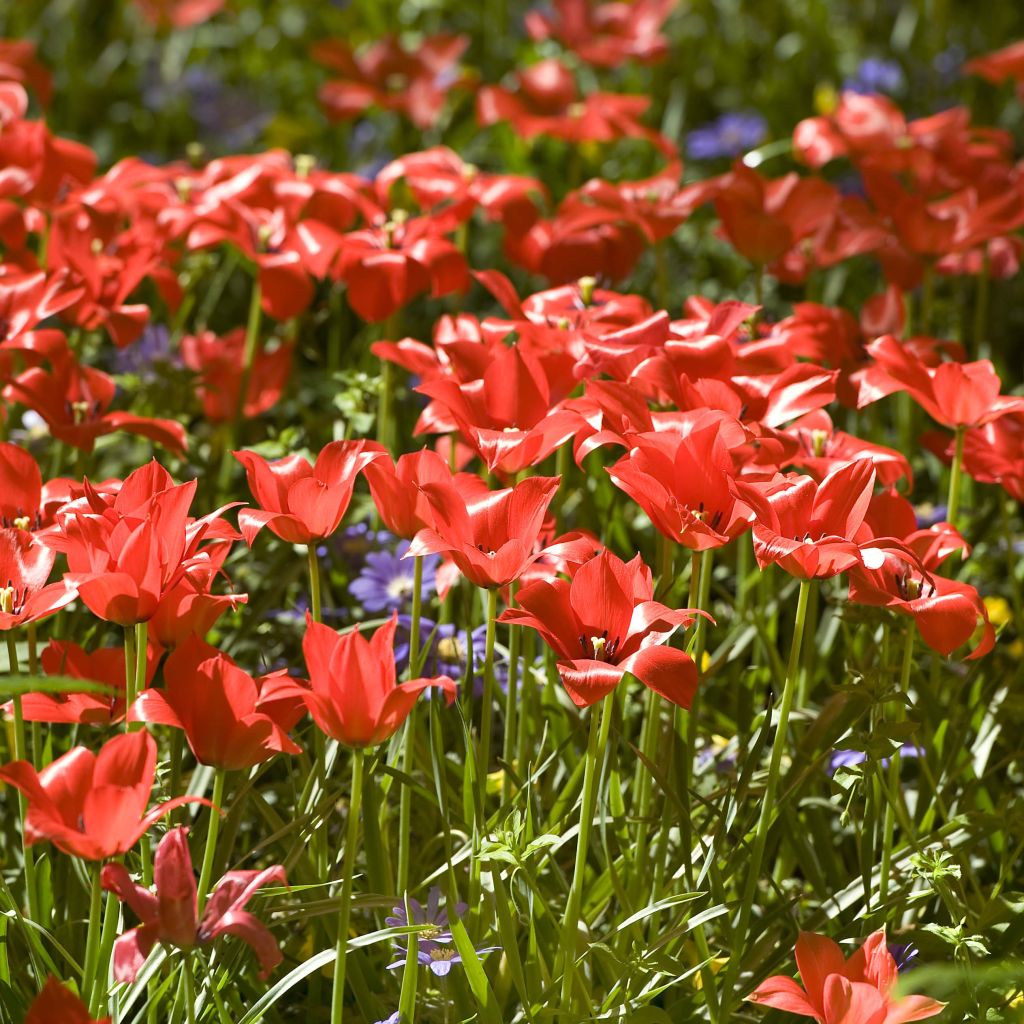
left=396, top=556, right=424, bottom=895
left=879, top=628, right=914, bottom=912
left=331, top=748, right=365, bottom=1024
left=182, top=952, right=198, bottom=1024
left=308, top=545, right=322, bottom=623
left=478, top=588, right=499, bottom=801
left=722, top=578, right=812, bottom=1011
left=559, top=693, right=613, bottom=1019
left=947, top=425, right=966, bottom=531
left=82, top=862, right=103, bottom=1014
left=7, top=633, right=38, bottom=921
left=973, top=250, right=990, bottom=358
left=376, top=314, right=399, bottom=453
left=217, top=278, right=262, bottom=496
left=129, top=621, right=148, bottom=734
left=502, top=580, right=520, bottom=804
left=196, top=770, right=226, bottom=916
left=123, top=626, right=138, bottom=731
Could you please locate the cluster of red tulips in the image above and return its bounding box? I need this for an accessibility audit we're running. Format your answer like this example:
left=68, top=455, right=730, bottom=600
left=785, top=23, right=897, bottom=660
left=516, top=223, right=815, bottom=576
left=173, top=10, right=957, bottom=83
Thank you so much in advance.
left=2, top=4, right=1024, bottom=1022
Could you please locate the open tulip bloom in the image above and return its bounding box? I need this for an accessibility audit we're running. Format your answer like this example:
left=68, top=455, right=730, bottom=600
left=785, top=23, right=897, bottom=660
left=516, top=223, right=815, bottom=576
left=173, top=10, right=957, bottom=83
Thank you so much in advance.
left=500, top=549, right=709, bottom=707
left=102, top=826, right=287, bottom=983
left=748, top=929, right=945, bottom=1024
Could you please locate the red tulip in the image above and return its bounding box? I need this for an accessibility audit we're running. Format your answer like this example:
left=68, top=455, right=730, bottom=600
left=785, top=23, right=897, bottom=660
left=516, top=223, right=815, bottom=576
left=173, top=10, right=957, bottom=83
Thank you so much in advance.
left=45, top=464, right=234, bottom=626
left=848, top=542, right=994, bottom=658
left=965, top=39, right=1024, bottom=93
left=3, top=339, right=187, bottom=455
left=0, top=526, right=75, bottom=630
left=0, top=441, right=45, bottom=531
left=857, top=335, right=1024, bottom=430
left=181, top=328, right=292, bottom=423
left=712, top=162, right=838, bottom=267
left=525, top=0, right=675, bottom=67
left=235, top=440, right=385, bottom=546
left=364, top=448, right=453, bottom=539
left=607, top=421, right=754, bottom=551
left=962, top=411, right=1024, bottom=502
left=299, top=613, right=456, bottom=748
left=416, top=343, right=579, bottom=474
left=101, top=826, right=286, bottom=983
left=13, top=639, right=159, bottom=726
left=131, top=0, right=224, bottom=28
left=314, top=34, right=470, bottom=130
left=783, top=410, right=912, bottom=488
left=0, top=270, right=80, bottom=345
left=25, top=977, right=109, bottom=1024
left=500, top=549, right=708, bottom=707
left=748, top=928, right=945, bottom=1023
left=130, top=637, right=303, bottom=769
left=0, top=730, right=204, bottom=860
left=336, top=211, right=469, bottom=323
left=408, top=474, right=561, bottom=589
left=734, top=460, right=876, bottom=579
left=0, top=40, right=53, bottom=106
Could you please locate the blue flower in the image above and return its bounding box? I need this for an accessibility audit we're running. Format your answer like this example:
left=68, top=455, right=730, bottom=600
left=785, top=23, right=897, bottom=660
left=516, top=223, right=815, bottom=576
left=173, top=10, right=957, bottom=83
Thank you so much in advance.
left=386, top=887, right=499, bottom=977
left=349, top=541, right=438, bottom=613
left=844, top=57, right=904, bottom=95
left=914, top=504, right=948, bottom=529
left=111, top=324, right=173, bottom=378
left=686, top=112, right=767, bottom=160
left=374, top=1014, right=401, bottom=1024
left=889, top=943, right=920, bottom=972
left=334, top=522, right=392, bottom=569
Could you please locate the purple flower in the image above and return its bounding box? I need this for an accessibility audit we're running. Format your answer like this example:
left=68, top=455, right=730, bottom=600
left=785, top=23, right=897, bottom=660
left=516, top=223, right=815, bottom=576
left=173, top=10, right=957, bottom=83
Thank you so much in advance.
left=385, top=887, right=467, bottom=943
left=889, top=943, right=919, bottom=972
left=111, top=324, right=173, bottom=378
left=686, top=112, right=767, bottom=160
left=394, top=617, right=506, bottom=695
left=844, top=57, right=904, bottom=96
left=914, top=504, right=948, bottom=529
left=334, top=522, right=392, bottom=570
left=386, top=887, right=499, bottom=977
left=828, top=743, right=923, bottom=776
left=375, top=1015, right=401, bottom=1024
left=350, top=541, right=438, bottom=613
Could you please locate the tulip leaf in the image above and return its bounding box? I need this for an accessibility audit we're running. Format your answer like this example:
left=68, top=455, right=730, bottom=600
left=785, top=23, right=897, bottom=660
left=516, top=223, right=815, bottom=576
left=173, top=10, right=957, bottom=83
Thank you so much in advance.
left=0, top=675, right=114, bottom=698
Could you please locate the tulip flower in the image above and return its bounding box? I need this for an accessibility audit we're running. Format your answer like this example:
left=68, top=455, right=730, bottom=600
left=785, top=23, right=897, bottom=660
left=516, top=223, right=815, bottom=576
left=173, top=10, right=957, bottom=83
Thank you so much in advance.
left=314, top=34, right=470, bottom=130
left=964, top=39, right=1024, bottom=95
left=0, top=441, right=46, bottom=531
left=298, top=613, right=456, bottom=748
left=747, top=928, right=945, bottom=1023
left=848, top=543, right=994, bottom=658
left=408, top=474, right=561, bottom=590
left=45, top=466, right=234, bottom=626
left=364, top=448, right=453, bottom=540
left=13, top=639, right=159, bottom=725
left=129, top=637, right=303, bottom=769
left=499, top=549, right=708, bottom=707
left=181, top=328, right=292, bottom=423
left=734, top=461, right=877, bottom=580
left=4, top=340, right=187, bottom=455
left=0, top=527, right=75, bottom=630
left=607, top=421, right=754, bottom=551
left=101, top=826, right=286, bottom=983
left=858, top=335, right=1024, bottom=429
left=525, top=0, right=675, bottom=67
left=235, top=440, right=385, bottom=546
left=25, top=977, right=109, bottom=1024
left=0, top=730, right=204, bottom=860
left=962, top=411, right=1024, bottom=502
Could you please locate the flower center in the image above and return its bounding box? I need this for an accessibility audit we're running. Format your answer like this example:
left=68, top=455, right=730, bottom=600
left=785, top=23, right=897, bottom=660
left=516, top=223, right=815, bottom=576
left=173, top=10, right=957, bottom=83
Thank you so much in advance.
left=580, top=630, right=621, bottom=661
left=0, top=583, right=26, bottom=615
left=420, top=924, right=443, bottom=940
left=437, top=636, right=464, bottom=661
left=386, top=575, right=415, bottom=600
left=429, top=947, right=458, bottom=962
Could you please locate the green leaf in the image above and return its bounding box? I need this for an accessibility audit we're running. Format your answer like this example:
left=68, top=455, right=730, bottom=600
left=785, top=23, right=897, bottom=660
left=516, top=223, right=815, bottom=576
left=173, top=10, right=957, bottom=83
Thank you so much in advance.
left=450, top=917, right=502, bottom=1024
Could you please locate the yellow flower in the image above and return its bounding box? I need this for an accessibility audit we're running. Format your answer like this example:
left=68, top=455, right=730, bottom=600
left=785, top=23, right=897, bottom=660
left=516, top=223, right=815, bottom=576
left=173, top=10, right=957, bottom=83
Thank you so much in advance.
left=984, top=596, right=1012, bottom=628
left=814, top=83, right=839, bottom=116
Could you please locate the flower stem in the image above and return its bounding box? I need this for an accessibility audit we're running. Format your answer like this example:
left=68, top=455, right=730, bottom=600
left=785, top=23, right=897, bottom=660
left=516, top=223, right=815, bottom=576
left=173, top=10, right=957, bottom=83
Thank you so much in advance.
left=331, top=747, right=365, bottom=1024
left=307, top=544, right=322, bottom=623
left=396, top=557, right=424, bottom=895
left=7, top=633, right=38, bottom=921
left=722, top=577, right=812, bottom=1011
left=123, top=626, right=137, bottom=731
left=377, top=315, right=399, bottom=453
left=196, top=769, right=226, bottom=916
left=478, top=587, right=499, bottom=802
left=947, top=425, right=966, bottom=531
left=82, top=862, right=103, bottom=1014
left=502, top=580, right=520, bottom=804
left=129, top=621, right=148, bottom=734
left=182, top=952, right=198, bottom=1024
left=879, top=627, right=914, bottom=912
left=559, top=692, right=613, bottom=1019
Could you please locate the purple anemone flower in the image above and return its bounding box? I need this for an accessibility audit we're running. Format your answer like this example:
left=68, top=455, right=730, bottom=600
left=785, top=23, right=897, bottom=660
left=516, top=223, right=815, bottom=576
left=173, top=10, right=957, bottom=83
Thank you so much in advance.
left=394, top=617, right=507, bottom=695
left=844, top=57, right=904, bottom=95
left=686, top=112, right=767, bottom=160
left=386, top=887, right=499, bottom=977
left=350, top=541, right=438, bottom=613
left=828, top=743, right=923, bottom=776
